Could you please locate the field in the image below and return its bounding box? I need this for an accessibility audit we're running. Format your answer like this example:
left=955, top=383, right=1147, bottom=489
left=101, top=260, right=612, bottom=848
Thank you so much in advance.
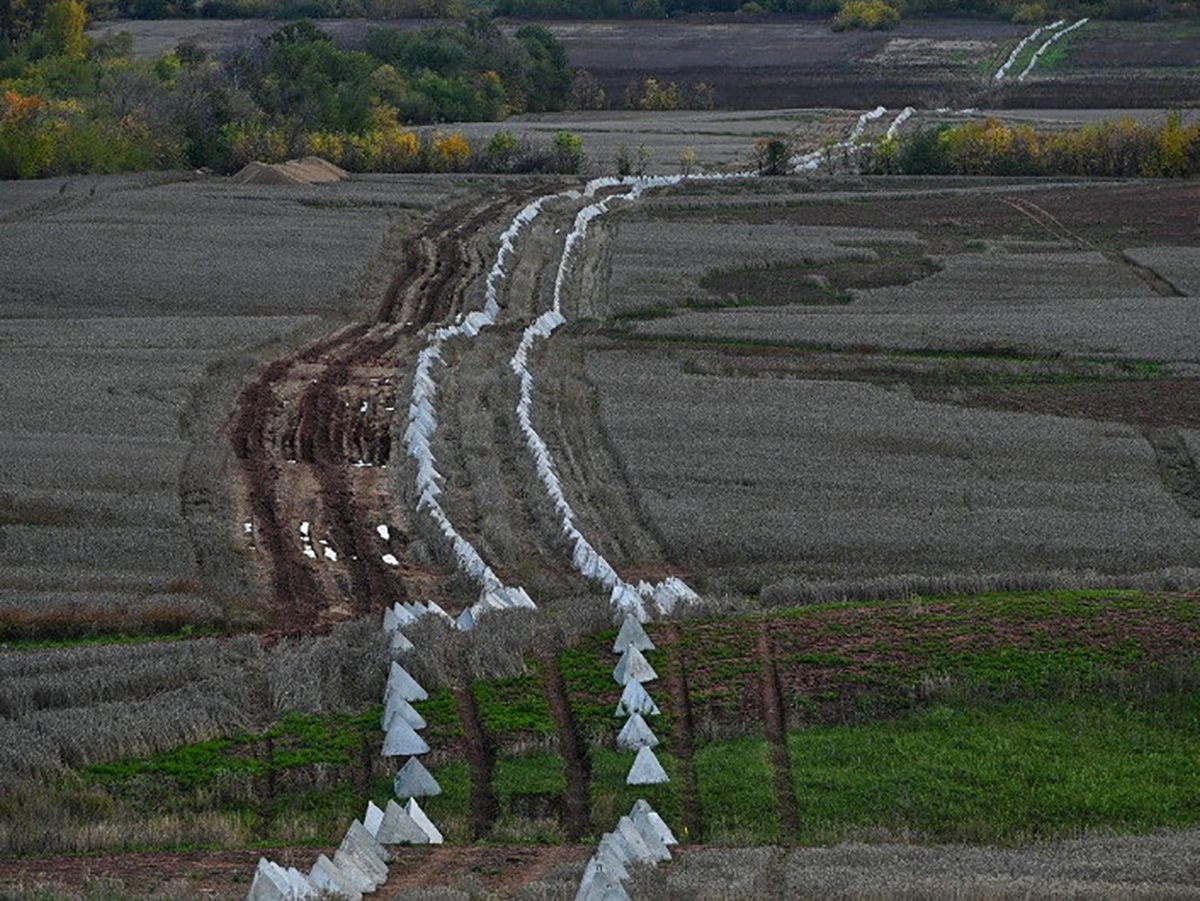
left=5, top=11, right=1200, bottom=900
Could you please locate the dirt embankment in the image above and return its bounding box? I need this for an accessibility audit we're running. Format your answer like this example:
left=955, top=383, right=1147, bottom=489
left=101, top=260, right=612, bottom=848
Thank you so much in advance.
left=228, top=189, right=546, bottom=635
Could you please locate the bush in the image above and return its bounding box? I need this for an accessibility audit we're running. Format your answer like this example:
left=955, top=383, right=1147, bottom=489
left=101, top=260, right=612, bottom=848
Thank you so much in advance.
left=550, top=129, right=583, bottom=173
left=832, top=0, right=900, bottom=30
left=754, top=136, right=791, bottom=175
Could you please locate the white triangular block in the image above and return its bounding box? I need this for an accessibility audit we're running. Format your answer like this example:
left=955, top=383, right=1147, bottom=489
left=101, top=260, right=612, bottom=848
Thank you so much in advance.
left=594, top=839, right=631, bottom=882
left=456, top=608, right=475, bottom=631
left=247, top=858, right=290, bottom=901
left=405, top=797, right=444, bottom=844
left=631, top=799, right=677, bottom=845
left=616, top=680, right=660, bottom=717
left=393, top=756, right=441, bottom=798
left=363, top=800, right=384, bottom=837
left=616, top=713, right=659, bottom=751
left=613, top=615, right=655, bottom=653
left=285, top=867, right=317, bottom=899
left=574, top=858, right=630, bottom=901
left=390, top=629, right=414, bottom=654
left=337, top=822, right=388, bottom=885
left=613, top=646, right=657, bottom=685
left=627, top=747, right=669, bottom=785
left=385, top=662, right=428, bottom=702
left=619, top=814, right=669, bottom=862
left=382, top=694, right=427, bottom=731
left=331, top=850, right=377, bottom=893
left=376, top=799, right=430, bottom=845
left=383, top=606, right=398, bottom=632
left=308, top=855, right=363, bottom=901
left=382, top=715, right=430, bottom=757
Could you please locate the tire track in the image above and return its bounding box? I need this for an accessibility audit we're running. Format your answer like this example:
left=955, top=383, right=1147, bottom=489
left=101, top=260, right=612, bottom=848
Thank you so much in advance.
left=229, top=191, right=543, bottom=633
left=663, top=623, right=703, bottom=841
left=757, top=621, right=801, bottom=842
left=538, top=652, right=592, bottom=840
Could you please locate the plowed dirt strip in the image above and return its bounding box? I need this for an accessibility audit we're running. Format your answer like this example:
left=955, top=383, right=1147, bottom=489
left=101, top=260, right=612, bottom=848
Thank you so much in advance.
left=757, top=622, right=801, bottom=842
left=228, top=190, right=546, bottom=634
left=662, top=623, right=704, bottom=842
left=539, top=652, right=592, bottom=840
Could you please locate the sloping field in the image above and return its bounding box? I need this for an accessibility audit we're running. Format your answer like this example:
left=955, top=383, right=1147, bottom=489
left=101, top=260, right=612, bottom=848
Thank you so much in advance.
left=585, top=350, right=1199, bottom=588
left=0, top=172, right=471, bottom=638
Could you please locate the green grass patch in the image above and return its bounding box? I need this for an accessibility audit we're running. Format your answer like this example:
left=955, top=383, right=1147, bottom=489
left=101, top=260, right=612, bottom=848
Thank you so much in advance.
left=790, top=696, right=1200, bottom=844
left=695, top=737, right=780, bottom=844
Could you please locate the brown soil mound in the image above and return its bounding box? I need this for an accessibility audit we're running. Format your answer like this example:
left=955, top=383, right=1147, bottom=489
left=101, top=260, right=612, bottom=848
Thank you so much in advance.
left=231, top=156, right=349, bottom=185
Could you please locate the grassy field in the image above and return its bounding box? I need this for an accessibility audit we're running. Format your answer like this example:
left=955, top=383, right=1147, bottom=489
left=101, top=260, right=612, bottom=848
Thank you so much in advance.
left=5, top=589, right=1194, bottom=866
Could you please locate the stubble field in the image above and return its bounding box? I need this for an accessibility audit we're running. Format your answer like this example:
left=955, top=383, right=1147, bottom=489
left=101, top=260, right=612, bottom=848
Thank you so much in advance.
left=4, top=14, right=1200, bottom=898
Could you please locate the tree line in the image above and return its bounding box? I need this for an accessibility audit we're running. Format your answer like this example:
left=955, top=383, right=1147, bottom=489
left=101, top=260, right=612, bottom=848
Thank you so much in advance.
left=0, top=3, right=579, bottom=178
left=868, top=113, right=1200, bottom=177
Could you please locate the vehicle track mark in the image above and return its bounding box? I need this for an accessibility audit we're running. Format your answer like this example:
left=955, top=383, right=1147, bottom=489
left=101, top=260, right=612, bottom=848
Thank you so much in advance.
left=757, top=620, right=801, bottom=841
left=538, top=651, right=592, bottom=840
left=1145, top=427, right=1200, bottom=518
left=663, top=623, right=704, bottom=841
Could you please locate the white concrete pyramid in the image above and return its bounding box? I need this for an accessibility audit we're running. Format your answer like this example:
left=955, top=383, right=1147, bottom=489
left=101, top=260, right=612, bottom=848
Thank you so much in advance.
left=285, top=868, right=317, bottom=899
left=627, top=746, right=669, bottom=785
left=616, top=713, right=659, bottom=751
left=376, top=798, right=430, bottom=845
left=246, top=858, right=292, bottom=901
left=344, top=818, right=389, bottom=864
left=406, top=797, right=444, bottom=844
left=381, top=694, right=427, bottom=731
left=619, top=814, right=669, bottom=862
left=574, top=857, right=630, bottom=901
left=385, top=661, right=428, bottom=702
left=330, top=850, right=376, bottom=894
left=390, top=629, right=414, bottom=654
left=612, top=646, right=657, bottom=685
left=594, top=837, right=631, bottom=882
left=393, top=756, right=442, bottom=798
left=363, top=800, right=385, bottom=837
left=613, top=615, right=655, bottom=653
left=334, top=826, right=387, bottom=890
left=631, top=799, right=677, bottom=845
left=382, top=715, right=430, bottom=757
left=615, top=680, right=660, bottom=717
left=308, top=854, right=363, bottom=901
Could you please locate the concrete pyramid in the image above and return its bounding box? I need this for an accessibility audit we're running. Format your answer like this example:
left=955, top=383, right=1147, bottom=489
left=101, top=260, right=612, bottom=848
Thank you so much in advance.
left=631, top=799, right=677, bottom=845
left=612, top=646, right=657, bottom=685
left=363, top=800, right=385, bottom=837
left=246, top=858, right=291, bottom=901
left=615, top=680, right=660, bottom=717
left=619, top=814, right=669, bottom=862
left=382, top=715, right=430, bottom=757
left=406, top=797, right=444, bottom=844
left=456, top=607, right=475, bottom=631
left=613, top=814, right=658, bottom=864
left=331, top=850, right=376, bottom=894
left=308, top=854, right=363, bottom=901
left=613, top=615, right=655, bottom=653
left=382, top=693, right=427, bottom=731
left=616, top=713, right=659, bottom=751
left=385, top=662, right=428, bottom=702
left=393, top=756, right=442, bottom=798
left=376, top=799, right=429, bottom=845
left=390, top=629, right=414, bottom=653
left=285, top=867, right=317, bottom=899
left=335, top=821, right=387, bottom=887
left=344, top=817, right=390, bottom=864
left=627, top=746, right=669, bottom=785
left=574, top=857, right=630, bottom=901
left=594, top=837, right=631, bottom=882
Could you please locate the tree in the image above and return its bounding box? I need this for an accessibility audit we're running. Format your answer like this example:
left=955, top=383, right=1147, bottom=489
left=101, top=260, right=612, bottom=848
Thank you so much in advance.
left=41, top=0, right=88, bottom=60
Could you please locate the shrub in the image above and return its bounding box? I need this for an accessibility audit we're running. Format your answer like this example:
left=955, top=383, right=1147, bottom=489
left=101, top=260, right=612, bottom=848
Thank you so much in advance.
left=430, top=129, right=470, bottom=170
left=833, top=0, right=900, bottom=30
left=1011, top=2, right=1048, bottom=22
left=550, top=129, right=584, bottom=173
left=754, top=136, right=791, bottom=175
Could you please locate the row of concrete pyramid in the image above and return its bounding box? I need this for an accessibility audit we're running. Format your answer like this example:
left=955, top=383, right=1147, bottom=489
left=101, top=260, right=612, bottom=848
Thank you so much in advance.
left=246, top=797, right=441, bottom=901
left=504, top=178, right=707, bottom=624
left=574, top=799, right=678, bottom=901
left=612, top=616, right=670, bottom=786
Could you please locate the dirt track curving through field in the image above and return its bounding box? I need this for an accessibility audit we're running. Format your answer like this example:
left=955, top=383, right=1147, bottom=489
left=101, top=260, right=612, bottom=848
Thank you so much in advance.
left=228, top=190, right=545, bottom=634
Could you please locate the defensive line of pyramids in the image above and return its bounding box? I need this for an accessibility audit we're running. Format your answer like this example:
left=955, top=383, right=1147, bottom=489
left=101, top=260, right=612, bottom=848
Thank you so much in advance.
left=247, top=613, right=444, bottom=900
